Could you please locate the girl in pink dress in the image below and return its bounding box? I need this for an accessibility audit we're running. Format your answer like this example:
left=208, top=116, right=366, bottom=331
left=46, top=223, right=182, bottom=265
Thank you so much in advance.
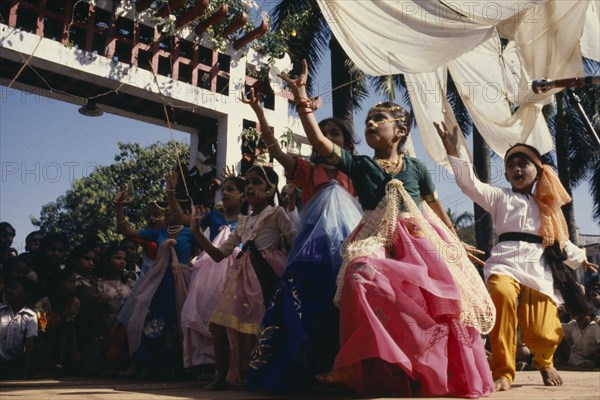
left=180, top=177, right=245, bottom=371
left=279, top=60, right=495, bottom=398
left=191, top=165, right=296, bottom=390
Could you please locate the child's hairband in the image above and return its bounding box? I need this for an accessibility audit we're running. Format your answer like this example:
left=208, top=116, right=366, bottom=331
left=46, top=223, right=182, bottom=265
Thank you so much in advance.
left=258, top=166, right=276, bottom=188
left=371, top=118, right=405, bottom=128
left=505, top=145, right=542, bottom=168
left=370, top=103, right=404, bottom=114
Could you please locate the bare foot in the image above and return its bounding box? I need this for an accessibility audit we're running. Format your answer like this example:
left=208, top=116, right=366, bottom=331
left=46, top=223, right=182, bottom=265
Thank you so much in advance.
left=315, top=366, right=354, bottom=386
left=494, top=377, right=511, bottom=391
left=540, top=367, right=563, bottom=386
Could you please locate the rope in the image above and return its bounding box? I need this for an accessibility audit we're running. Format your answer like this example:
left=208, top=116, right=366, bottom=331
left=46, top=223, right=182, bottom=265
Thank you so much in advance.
left=147, top=59, right=192, bottom=202
left=2, top=36, right=43, bottom=101
left=314, top=75, right=364, bottom=99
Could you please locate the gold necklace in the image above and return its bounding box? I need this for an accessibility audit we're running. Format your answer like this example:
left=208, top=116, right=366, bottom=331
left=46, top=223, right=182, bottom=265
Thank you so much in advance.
left=374, top=156, right=402, bottom=171
left=167, top=225, right=184, bottom=235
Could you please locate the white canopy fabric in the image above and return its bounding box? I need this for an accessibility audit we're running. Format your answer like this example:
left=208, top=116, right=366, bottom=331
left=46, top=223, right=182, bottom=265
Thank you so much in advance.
left=317, top=0, right=599, bottom=163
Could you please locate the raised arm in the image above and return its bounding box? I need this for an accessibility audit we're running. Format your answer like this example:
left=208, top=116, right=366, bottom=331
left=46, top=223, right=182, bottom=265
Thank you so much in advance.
left=189, top=205, right=226, bottom=262
left=165, top=171, right=190, bottom=226
left=112, top=185, right=141, bottom=239
left=241, top=88, right=297, bottom=174
left=434, top=121, right=460, bottom=158
left=434, top=121, right=502, bottom=212
left=278, top=59, right=333, bottom=158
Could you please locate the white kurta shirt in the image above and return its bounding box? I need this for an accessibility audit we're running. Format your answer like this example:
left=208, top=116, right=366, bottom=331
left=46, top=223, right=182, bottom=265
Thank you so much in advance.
left=0, top=303, right=38, bottom=362
left=449, top=156, right=585, bottom=304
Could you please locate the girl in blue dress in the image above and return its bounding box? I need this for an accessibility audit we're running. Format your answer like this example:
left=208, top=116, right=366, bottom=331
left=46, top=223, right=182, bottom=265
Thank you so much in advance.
left=113, top=172, right=196, bottom=377
left=242, top=89, right=363, bottom=392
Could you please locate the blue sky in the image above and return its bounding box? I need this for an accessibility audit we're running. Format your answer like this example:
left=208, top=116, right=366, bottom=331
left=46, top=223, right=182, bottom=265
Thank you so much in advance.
left=1, top=65, right=599, bottom=252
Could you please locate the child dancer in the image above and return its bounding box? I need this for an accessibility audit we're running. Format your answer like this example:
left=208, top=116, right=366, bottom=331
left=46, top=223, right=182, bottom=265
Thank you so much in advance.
left=180, top=176, right=245, bottom=372
left=242, top=89, right=363, bottom=392
left=436, top=122, right=598, bottom=391
left=116, top=201, right=164, bottom=327
left=278, top=60, right=495, bottom=398
left=137, top=202, right=164, bottom=277
left=113, top=172, right=194, bottom=377
left=190, top=165, right=296, bottom=390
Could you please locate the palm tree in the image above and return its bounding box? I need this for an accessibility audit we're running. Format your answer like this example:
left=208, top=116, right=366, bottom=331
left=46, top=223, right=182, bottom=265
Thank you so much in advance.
left=471, top=127, right=495, bottom=255
left=544, top=58, right=600, bottom=240
left=270, top=0, right=372, bottom=126
left=271, top=1, right=328, bottom=95
left=446, top=208, right=475, bottom=228
left=446, top=208, right=476, bottom=245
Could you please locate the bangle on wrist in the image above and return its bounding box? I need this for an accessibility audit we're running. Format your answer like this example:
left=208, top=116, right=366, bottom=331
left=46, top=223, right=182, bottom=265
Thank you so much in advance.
left=267, top=141, right=279, bottom=148
left=166, top=188, right=176, bottom=192
left=117, top=217, right=128, bottom=224
left=295, top=98, right=311, bottom=109
left=298, top=108, right=314, bottom=116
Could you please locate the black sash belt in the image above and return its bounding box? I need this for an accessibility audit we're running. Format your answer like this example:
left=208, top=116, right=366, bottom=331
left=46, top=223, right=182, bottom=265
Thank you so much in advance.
left=498, top=232, right=543, bottom=244
left=498, top=233, right=588, bottom=316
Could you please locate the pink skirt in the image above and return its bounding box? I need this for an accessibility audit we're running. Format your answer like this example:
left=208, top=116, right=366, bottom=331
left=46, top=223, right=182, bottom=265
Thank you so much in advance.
left=334, top=218, right=493, bottom=398
left=210, top=248, right=287, bottom=336
left=181, top=228, right=239, bottom=368
left=209, top=247, right=287, bottom=386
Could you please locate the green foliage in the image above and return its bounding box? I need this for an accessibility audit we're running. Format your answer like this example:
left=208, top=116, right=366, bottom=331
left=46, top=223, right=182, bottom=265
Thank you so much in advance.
left=446, top=208, right=476, bottom=246
left=240, top=126, right=259, bottom=141
left=269, top=0, right=330, bottom=95
left=31, top=141, right=190, bottom=248
left=456, top=225, right=476, bottom=247
left=147, top=0, right=314, bottom=80
left=149, top=0, right=257, bottom=50
left=239, top=126, right=298, bottom=150
left=278, top=127, right=295, bottom=148
left=252, top=7, right=313, bottom=68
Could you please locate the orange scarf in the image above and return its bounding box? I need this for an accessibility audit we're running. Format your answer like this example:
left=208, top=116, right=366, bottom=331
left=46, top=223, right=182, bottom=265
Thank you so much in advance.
left=505, top=146, right=571, bottom=249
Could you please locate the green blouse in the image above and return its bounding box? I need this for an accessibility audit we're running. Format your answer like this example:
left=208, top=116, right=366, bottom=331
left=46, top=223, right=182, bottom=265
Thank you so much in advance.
left=325, top=144, right=437, bottom=210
